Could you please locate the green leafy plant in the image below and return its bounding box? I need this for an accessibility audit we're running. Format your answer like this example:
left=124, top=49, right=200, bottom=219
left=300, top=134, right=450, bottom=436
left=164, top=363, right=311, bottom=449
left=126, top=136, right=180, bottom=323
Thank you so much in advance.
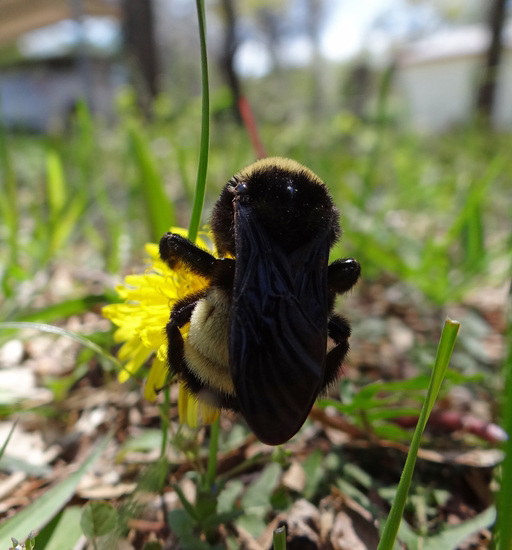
left=80, top=501, right=118, bottom=549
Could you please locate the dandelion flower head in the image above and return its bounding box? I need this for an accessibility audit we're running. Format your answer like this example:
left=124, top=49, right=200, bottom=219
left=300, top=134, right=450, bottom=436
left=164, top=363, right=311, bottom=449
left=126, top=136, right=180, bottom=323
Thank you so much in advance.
left=102, top=227, right=219, bottom=427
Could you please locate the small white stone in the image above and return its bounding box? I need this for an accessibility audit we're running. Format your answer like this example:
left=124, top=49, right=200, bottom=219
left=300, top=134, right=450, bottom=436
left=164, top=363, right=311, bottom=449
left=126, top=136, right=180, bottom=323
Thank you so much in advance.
left=0, top=340, right=24, bottom=367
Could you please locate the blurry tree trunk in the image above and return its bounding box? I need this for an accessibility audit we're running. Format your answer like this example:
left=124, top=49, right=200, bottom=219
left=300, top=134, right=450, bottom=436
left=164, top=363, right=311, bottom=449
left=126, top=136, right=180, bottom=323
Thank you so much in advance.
left=259, top=8, right=281, bottom=72
left=344, top=61, right=372, bottom=118
left=475, top=0, right=507, bottom=123
left=305, top=0, right=324, bottom=117
left=219, top=0, right=242, bottom=124
left=70, top=0, right=93, bottom=111
left=122, top=0, right=159, bottom=116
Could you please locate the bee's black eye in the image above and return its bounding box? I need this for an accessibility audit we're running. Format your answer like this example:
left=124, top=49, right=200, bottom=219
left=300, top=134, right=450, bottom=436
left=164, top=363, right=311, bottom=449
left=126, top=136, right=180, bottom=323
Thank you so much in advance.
left=237, top=182, right=248, bottom=194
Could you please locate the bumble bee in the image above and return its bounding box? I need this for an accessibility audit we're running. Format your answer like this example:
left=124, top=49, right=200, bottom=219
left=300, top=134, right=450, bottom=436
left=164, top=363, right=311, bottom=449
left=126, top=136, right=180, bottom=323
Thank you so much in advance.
left=159, top=157, right=360, bottom=445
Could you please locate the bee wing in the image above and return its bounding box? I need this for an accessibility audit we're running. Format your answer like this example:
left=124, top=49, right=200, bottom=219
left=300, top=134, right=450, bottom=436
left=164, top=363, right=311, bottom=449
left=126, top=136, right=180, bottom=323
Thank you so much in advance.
left=230, top=205, right=330, bottom=445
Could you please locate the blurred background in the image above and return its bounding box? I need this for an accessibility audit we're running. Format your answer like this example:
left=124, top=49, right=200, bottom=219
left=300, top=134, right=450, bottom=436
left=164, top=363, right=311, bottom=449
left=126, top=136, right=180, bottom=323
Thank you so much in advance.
left=2, top=0, right=512, bottom=133
left=1, top=0, right=510, bottom=300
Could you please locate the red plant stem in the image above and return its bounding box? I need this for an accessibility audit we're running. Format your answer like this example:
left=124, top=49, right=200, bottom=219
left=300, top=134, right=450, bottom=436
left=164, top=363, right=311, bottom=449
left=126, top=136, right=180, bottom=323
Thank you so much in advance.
left=238, top=96, right=267, bottom=159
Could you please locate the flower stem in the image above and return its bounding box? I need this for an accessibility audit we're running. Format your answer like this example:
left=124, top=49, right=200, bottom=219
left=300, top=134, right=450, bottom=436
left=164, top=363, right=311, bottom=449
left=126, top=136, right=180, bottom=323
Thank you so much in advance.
left=188, top=0, right=210, bottom=244
left=205, top=415, right=220, bottom=490
left=160, top=388, right=170, bottom=458
left=190, top=0, right=220, bottom=495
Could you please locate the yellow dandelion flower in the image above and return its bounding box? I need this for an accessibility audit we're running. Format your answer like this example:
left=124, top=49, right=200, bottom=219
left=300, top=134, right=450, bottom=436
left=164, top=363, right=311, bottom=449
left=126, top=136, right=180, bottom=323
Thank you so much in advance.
left=102, top=227, right=220, bottom=427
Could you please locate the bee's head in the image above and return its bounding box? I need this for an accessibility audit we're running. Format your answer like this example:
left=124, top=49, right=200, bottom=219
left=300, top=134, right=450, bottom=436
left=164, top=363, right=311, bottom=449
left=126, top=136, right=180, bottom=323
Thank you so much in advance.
left=211, top=157, right=341, bottom=256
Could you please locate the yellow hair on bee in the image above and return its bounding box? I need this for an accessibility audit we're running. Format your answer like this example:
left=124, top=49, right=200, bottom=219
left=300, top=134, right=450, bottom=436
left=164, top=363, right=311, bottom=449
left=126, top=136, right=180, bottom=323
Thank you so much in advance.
left=184, top=288, right=234, bottom=396
left=236, top=157, right=326, bottom=187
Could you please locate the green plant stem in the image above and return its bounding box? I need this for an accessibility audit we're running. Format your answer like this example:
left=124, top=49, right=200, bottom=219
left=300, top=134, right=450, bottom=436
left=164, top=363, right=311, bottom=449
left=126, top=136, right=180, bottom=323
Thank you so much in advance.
left=188, top=0, right=210, bottom=244
left=273, top=525, right=287, bottom=550
left=160, top=388, right=170, bottom=459
left=188, top=0, right=220, bottom=499
left=205, top=416, right=220, bottom=490
left=377, top=318, right=460, bottom=550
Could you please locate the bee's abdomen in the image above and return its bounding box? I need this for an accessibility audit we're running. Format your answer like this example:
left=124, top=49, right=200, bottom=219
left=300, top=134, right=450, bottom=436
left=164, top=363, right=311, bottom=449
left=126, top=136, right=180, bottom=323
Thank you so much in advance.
left=184, top=289, right=234, bottom=396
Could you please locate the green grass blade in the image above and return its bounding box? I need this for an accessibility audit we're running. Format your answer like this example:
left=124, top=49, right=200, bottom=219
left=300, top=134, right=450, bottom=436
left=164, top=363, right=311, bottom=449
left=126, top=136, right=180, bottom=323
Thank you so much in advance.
left=128, top=122, right=175, bottom=242
left=0, top=435, right=110, bottom=548
left=187, top=0, right=210, bottom=244
left=0, top=110, right=19, bottom=296
left=497, top=284, right=512, bottom=550
left=0, top=322, right=122, bottom=370
left=46, top=148, right=67, bottom=222
left=424, top=320, right=460, bottom=416
left=377, top=318, right=460, bottom=550
left=0, top=115, right=18, bottom=248
left=0, top=420, right=17, bottom=459
left=436, top=155, right=503, bottom=256
left=50, top=192, right=86, bottom=254
left=461, top=200, right=484, bottom=269
left=12, top=293, right=117, bottom=323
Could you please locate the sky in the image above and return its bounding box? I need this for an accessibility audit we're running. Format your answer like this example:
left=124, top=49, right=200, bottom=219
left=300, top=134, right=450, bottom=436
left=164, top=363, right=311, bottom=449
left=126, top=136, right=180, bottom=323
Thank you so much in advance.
left=17, top=0, right=441, bottom=74
left=235, top=0, right=401, bottom=76
left=321, top=0, right=399, bottom=60
left=234, top=0, right=440, bottom=76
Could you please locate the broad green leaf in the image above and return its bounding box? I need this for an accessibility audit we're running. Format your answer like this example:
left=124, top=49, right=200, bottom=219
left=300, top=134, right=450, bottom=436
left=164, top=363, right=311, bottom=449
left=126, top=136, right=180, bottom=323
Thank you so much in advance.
left=217, top=480, right=244, bottom=513
left=80, top=501, right=118, bottom=539
left=241, top=462, right=282, bottom=510
left=302, top=449, right=324, bottom=500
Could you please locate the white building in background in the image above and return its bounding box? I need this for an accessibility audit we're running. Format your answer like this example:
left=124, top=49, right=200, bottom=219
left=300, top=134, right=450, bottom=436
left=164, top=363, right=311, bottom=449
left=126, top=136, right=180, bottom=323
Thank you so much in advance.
left=396, top=21, right=512, bottom=132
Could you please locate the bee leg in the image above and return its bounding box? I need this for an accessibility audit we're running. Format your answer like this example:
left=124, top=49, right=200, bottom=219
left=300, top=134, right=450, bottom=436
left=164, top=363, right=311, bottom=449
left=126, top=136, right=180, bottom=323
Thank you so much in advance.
left=165, top=291, right=205, bottom=376
left=159, top=233, right=217, bottom=278
left=322, top=314, right=351, bottom=389
left=166, top=321, right=186, bottom=377
left=328, top=257, right=361, bottom=297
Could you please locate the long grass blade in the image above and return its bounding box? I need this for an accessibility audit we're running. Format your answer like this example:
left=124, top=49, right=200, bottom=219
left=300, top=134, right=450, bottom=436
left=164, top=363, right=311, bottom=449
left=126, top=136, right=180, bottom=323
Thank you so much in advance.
left=46, top=149, right=66, bottom=223
left=12, top=293, right=117, bottom=323
left=377, top=318, right=460, bottom=550
left=0, top=322, right=122, bottom=369
left=0, top=108, right=19, bottom=292
left=0, top=420, right=17, bottom=459
left=128, top=122, right=175, bottom=242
